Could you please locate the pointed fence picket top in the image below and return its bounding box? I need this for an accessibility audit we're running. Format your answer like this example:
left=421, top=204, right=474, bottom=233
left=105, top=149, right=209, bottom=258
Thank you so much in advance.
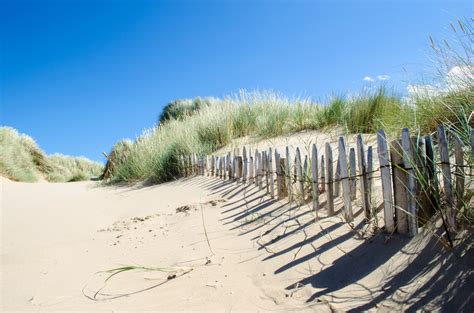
left=325, top=143, right=335, bottom=215
left=377, top=130, right=395, bottom=233
left=311, top=144, right=319, bottom=219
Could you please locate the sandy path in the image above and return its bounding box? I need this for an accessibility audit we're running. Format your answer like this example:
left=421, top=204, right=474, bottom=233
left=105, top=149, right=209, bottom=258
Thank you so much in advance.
left=1, top=175, right=472, bottom=312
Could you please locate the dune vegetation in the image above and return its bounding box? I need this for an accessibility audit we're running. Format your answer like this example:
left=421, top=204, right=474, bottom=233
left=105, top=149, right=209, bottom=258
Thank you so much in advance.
left=103, top=86, right=472, bottom=185
left=103, top=19, right=473, bottom=185
left=0, top=127, right=103, bottom=182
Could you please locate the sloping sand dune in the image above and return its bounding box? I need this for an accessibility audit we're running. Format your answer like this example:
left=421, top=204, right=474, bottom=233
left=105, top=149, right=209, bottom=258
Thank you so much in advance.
left=1, top=174, right=472, bottom=312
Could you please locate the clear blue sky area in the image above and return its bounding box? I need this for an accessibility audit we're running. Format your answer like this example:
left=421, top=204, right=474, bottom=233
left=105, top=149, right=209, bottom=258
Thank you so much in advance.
left=1, top=0, right=471, bottom=162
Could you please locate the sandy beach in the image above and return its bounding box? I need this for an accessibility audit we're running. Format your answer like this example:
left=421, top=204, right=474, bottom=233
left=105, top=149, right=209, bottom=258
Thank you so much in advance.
left=2, top=169, right=472, bottom=312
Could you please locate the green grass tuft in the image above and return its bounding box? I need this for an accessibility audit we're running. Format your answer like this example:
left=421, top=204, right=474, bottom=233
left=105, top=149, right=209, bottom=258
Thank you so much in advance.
left=0, top=127, right=103, bottom=182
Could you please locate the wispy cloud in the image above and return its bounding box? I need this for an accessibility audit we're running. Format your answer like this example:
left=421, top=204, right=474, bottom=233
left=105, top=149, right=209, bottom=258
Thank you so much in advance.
left=363, top=74, right=390, bottom=82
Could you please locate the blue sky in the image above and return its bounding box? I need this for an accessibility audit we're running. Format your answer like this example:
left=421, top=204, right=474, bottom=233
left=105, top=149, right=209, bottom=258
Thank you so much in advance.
left=1, top=0, right=471, bottom=162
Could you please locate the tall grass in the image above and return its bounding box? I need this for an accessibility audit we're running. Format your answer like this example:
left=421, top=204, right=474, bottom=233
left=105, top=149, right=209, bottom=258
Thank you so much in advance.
left=0, top=127, right=103, bottom=182
left=104, top=87, right=469, bottom=184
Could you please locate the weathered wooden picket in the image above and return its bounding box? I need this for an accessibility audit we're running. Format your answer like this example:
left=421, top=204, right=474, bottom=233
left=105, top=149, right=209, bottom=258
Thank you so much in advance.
left=179, top=124, right=473, bottom=237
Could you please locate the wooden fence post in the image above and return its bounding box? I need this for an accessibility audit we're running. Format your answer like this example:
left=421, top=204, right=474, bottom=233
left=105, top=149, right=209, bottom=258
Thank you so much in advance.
left=189, top=154, right=193, bottom=175
left=221, top=157, right=224, bottom=179
left=390, top=140, right=409, bottom=234
left=232, top=150, right=236, bottom=180
left=296, top=148, right=305, bottom=205
left=275, top=149, right=282, bottom=199
left=320, top=155, right=326, bottom=193
left=338, top=137, right=353, bottom=221
left=254, top=149, right=259, bottom=187
left=311, top=144, right=319, bottom=219
left=223, top=155, right=226, bottom=179
left=249, top=155, right=254, bottom=185
left=454, top=135, right=465, bottom=212
left=279, top=158, right=288, bottom=198
left=243, top=146, right=248, bottom=183
left=265, top=151, right=270, bottom=194
left=229, top=153, right=233, bottom=180
left=367, top=146, right=373, bottom=205
left=414, top=137, right=433, bottom=226
left=349, top=148, right=357, bottom=200
left=377, top=130, right=395, bottom=233
left=325, top=143, right=335, bottom=215
left=201, top=155, right=205, bottom=176
left=437, top=125, right=455, bottom=230
left=197, top=155, right=201, bottom=176
left=286, top=146, right=293, bottom=201
left=425, top=135, right=440, bottom=216
left=258, top=151, right=264, bottom=190
left=236, top=156, right=243, bottom=180
left=269, top=148, right=275, bottom=198
left=334, top=159, right=341, bottom=197
left=357, top=135, right=371, bottom=220
left=304, top=155, right=309, bottom=197
left=195, top=154, right=198, bottom=176
left=401, top=128, right=418, bottom=236
left=211, top=155, right=215, bottom=176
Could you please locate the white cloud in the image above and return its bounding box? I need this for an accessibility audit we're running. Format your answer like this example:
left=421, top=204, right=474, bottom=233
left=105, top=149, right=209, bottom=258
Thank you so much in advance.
left=377, top=74, right=390, bottom=81
left=363, top=74, right=390, bottom=82
left=407, top=65, right=473, bottom=100
left=446, top=65, right=473, bottom=91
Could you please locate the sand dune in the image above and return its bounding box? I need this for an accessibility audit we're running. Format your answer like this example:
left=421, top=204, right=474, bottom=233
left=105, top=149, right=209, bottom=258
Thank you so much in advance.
left=1, top=171, right=472, bottom=311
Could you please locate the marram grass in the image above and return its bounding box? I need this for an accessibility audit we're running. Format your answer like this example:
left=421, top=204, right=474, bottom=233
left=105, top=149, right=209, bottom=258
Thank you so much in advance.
left=104, top=87, right=472, bottom=184
left=0, top=127, right=103, bottom=182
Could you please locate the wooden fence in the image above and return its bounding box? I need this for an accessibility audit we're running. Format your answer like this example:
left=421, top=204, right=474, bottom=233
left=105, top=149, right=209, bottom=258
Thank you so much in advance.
left=179, top=125, right=473, bottom=237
